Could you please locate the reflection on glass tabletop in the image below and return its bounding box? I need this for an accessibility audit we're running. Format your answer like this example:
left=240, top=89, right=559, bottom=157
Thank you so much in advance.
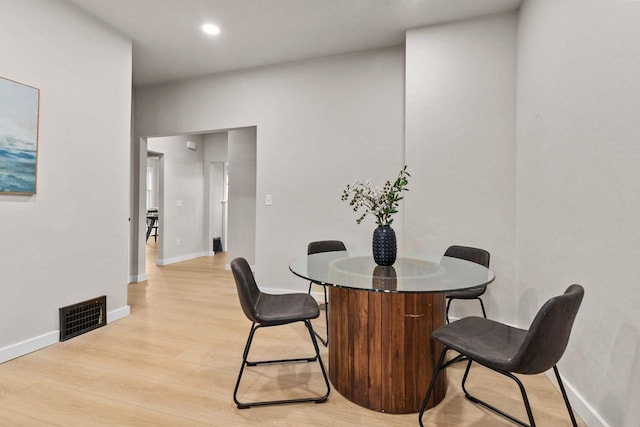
left=289, top=251, right=494, bottom=293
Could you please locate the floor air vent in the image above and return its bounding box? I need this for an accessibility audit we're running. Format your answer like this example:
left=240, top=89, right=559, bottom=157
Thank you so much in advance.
left=59, top=296, right=107, bottom=341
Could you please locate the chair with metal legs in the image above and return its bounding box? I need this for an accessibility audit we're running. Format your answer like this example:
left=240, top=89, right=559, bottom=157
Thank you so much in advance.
left=306, top=240, right=347, bottom=347
left=419, top=284, right=584, bottom=427
left=443, top=245, right=491, bottom=323
left=230, top=257, right=331, bottom=408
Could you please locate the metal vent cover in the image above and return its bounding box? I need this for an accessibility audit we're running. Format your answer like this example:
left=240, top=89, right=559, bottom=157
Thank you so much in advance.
left=59, top=296, right=106, bottom=341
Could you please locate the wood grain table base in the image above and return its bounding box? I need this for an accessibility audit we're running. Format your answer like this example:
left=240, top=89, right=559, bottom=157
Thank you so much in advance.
left=328, top=287, right=446, bottom=414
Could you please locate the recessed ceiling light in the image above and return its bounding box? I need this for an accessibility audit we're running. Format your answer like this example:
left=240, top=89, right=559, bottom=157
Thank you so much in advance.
left=202, top=24, right=220, bottom=36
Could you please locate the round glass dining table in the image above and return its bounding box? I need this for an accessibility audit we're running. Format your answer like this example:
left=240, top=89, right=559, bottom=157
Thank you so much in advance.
left=289, top=251, right=494, bottom=414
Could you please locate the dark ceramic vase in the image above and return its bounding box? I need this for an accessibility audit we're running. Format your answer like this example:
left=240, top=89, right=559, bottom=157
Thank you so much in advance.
left=372, top=225, right=397, bottom=266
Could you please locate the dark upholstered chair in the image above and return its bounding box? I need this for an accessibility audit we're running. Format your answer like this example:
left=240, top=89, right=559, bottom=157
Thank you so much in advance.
left=419, top=284, right=584, bottom=427
left=443, top=245, right=491, bottom=323
left=230, top=257, right=330, bottom=408
left=307, top=240, right=347, bottom=346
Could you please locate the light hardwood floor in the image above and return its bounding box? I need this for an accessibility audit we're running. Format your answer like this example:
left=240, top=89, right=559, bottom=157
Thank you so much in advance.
left=0, top=242, right=586, bottom=426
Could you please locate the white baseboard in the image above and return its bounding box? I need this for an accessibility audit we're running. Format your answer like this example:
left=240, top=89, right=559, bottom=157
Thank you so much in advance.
left=108, top=305, right=130, bottom=323
left=0, top=306, right=132, bottom=364
left=310, top=291, right=325, bottom=302
left=129, top=274, right=148, bottom=283
left=133, top=251, right=217, bottom=279
left=0, top=331, right=59, bottom=364
left=156, top=251, right=209, bottom=266
left=546, top=370, right=610, bottom=427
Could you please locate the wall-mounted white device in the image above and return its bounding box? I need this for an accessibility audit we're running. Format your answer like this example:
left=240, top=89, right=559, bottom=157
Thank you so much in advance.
left=186, top=140, right=197, bottom=151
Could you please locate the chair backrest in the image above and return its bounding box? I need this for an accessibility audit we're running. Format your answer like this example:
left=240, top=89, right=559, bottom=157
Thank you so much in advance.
left=308, top=240, right=347, bottom=255
left=512, top=284, right=584, bottom=374
left=230, top=257, right=262, bottom=323
left=444, top=245, right=490, bottom=268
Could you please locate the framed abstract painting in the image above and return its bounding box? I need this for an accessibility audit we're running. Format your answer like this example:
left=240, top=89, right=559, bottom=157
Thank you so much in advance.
left=0, top=76, right=40, bottom=195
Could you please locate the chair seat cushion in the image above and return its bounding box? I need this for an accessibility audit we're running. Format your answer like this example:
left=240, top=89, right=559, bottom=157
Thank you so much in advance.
left=255, top=292, right=320, bottom=326
left=445, top=286, right=486, bottom=299
left=433, top=317, right=527, bottom=371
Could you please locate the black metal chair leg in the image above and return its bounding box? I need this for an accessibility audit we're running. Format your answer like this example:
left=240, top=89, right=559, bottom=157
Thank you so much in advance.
left=447, top=297, right=487, bottom=324
left=322, top=285, right=329, bottom=346
left=418, top=346, right=450, bottom=427
left=309, top=282, right=329, bottom=347
left=461, top=360, right=536, bottom=427
left=233, top=323, right=258, bottom=408
left=445, top=298, right=453, bottom=324
left=233, top=321, right=330, bottom=409
left=304, top=320, right=331, bottom=401
left=553, top=366, right=578, bottom=427
left=313, top=329, right=328, bottom=347
left=421, top=358, right=579, bottom=427
left=245, top=323, right=318, bottom=365
left=441, top=353, right=466, bottom=368
left=478, top=297, right=487, bottom=318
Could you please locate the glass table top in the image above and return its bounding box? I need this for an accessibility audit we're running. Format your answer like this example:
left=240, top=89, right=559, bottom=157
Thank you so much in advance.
left=289, top=251, right=494, bottom=293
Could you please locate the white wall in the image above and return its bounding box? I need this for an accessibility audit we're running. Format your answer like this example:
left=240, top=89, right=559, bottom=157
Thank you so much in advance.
left=0, top=0, right=131, bottom=360
left=146, top=130, right=248, bottom=265
left=146, top=157, right=159, bottom=209
left=405, top=12, right=518, bottom=322
left=226, top=127, right=256, bottom=265
left=208, top=162, right=226, bottom=252
left=204, top=133, right=229, bottom=161
left=134, top=48, right=405, bottom=290
left=517, top=1, right=640, bottom=426
left=203, top=132, right=229, bottom=253
left=148, top=135, right=206, bottom=264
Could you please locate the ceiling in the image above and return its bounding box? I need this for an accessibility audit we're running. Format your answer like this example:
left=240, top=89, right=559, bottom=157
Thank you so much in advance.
left=66, top=0, right=522, bottom=88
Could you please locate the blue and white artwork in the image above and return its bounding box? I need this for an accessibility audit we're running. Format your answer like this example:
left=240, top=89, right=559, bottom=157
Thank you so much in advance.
left=0, top=76, right=39, bottom=194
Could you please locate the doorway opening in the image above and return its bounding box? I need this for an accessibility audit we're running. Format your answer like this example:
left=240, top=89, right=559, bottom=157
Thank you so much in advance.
left=135, top=127, right=256, bottom=280
left=210, top=161, right=228, bottom=254
left=145, top=151, right=163, bottom=268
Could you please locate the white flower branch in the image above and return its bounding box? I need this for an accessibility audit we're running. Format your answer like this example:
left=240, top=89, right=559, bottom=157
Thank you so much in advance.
left=341, top=166, right=410, bottom=226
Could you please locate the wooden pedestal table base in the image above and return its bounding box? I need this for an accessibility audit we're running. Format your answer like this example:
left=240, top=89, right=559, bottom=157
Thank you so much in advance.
left=328, top=287, right=447, bottom=414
